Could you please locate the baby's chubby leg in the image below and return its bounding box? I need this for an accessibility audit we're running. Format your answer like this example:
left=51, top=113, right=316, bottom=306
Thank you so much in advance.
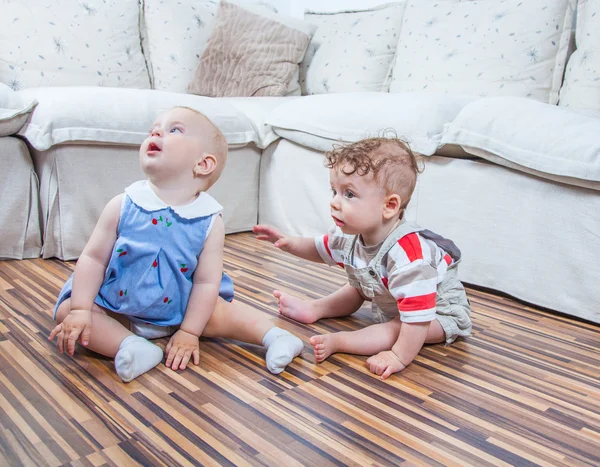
left=53, top=299, right=163, bottom=382
left=274, top=283, right=365, bottom=324
left=203, top=297, right=304, bottom=374
left=311, top=317, right=402, bottom=362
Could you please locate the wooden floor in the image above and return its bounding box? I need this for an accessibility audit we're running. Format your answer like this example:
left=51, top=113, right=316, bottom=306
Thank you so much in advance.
left=1, top=233, right=599, bottom=466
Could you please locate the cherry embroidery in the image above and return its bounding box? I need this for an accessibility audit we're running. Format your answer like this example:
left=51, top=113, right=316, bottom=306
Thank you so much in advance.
left=163, top=297, right=172, bottom=304
left=151, top=215, right=172, bottom=227
left=117, top=248, right=127, bottom=257
left=119, top=289, right=128, bottom=297
left=152, top=260, right=158, bottom=268
left=180, top=263, right=188, bottom=273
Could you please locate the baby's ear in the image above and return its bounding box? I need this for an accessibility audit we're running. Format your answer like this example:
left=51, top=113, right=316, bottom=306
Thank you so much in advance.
left=383, top=194, right=401, bottom=219
left=193, top=153, right=217, bottom=176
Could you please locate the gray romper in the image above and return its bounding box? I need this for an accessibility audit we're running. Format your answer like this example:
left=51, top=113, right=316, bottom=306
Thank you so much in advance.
left=339, top=222, right=472, bottom=344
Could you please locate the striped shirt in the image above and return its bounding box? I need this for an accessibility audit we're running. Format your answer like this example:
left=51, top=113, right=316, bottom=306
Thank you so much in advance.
left=315, top=226, right=455, bottom=323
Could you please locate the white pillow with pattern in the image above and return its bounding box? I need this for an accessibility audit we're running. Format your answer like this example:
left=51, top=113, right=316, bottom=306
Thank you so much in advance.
left=559, top=0, right=600, bottom=110
left=301, top=3, right=406, bottom=95
left=389, top=0, right=575, bottom=104
left=0, top=0, right=149, bottom=90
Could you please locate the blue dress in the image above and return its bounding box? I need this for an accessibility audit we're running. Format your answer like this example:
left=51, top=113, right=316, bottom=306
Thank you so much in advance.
left=54, top=180, right=234, bottom=327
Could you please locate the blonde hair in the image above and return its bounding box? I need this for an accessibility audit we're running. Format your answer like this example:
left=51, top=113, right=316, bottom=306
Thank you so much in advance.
left=325, top=137, right=424, bottom=216
left=173, top=106, right=228, bottom=183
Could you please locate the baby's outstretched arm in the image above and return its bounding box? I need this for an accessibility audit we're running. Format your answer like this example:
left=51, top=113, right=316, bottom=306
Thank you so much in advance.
left=165, top=215, right=225, bottom=371
left=49, top=194, right=122, bottom=355
left=253, top=224, right=324, bottom=263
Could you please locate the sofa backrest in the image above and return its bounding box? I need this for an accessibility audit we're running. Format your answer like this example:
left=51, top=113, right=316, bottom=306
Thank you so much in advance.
left=0, top=0, right=150, bottom=90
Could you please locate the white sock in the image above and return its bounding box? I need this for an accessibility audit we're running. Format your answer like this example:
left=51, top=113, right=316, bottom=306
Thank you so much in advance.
left=262, top=327, right=304, bottom=375
left=114, top=335, right=164, bottom=383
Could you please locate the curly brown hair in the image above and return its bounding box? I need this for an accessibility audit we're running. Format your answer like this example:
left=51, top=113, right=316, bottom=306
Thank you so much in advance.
left=325, top=137, right=423, bottom=215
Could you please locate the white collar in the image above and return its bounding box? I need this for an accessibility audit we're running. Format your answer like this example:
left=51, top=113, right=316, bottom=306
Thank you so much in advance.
left=125, top=180, right=223, bottom=219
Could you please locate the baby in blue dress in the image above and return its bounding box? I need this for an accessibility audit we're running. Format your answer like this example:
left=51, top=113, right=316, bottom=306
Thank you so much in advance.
left=49, top=106, right=303, bottom=382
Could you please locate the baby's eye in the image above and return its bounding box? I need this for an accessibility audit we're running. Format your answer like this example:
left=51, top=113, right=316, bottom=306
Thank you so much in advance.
left=344, top=190, right=355, bottom=199
left=331, top=188, right=337, bottom=197
left=170, top=126, right=183, bottom=134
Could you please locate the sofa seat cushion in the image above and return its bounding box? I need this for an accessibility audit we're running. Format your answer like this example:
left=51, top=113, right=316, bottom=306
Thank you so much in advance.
left=441, top=96, right=600, bottom=190
left=223, top=96, right=300, bottom=149
left=266, top=92, right=476, bottom=155
left=1, top=83, right=37, bottom=137
left=16, top=87, right=257, bottom=151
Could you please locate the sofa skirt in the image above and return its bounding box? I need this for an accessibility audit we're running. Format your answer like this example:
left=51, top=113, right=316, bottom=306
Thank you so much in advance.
left=31, top=143, right=261, bottom=261
left=0, top=137, right=42, bottom=259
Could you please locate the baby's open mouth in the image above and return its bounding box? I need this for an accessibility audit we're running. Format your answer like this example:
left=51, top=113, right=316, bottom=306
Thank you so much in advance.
left=148, top=142, right=160, bottom=152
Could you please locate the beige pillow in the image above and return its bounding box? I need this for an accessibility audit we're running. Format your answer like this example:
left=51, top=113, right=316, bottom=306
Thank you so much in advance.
left=188, top=1, right=313, bottom=97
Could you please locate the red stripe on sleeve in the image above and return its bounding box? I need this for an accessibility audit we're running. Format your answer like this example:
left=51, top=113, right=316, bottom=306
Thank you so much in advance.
left=323, top=234, right=344, bottom=268
left=398, top=233, right=423, bottom=262
left=444, top=254, right=452, bottom=265
left=381, top=277, right=389, bottom=289
left=323, top=234, right=333, bottom=259
left=398, top=292, right=437, bottom=311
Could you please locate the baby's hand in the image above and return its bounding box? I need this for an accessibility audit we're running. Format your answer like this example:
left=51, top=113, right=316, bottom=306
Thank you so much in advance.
left=165, top=329, right=200, bottom=370
left=366, top=350, right=406, bottom=380
left=253, top=224, right=293, bottom=251
left=48, top=309, right=92, bottom=356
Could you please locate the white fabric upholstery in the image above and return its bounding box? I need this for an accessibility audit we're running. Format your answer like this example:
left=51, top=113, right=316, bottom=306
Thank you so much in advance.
left=17, top=87, right=257, bottom=151
left=301, top=3, right=407, bottom=94
left=223, top=96, right=298, bottom=149
left=31, top=143, right=261, bottom=260
left=266, top=92, right=476, bottom=154
left=441, top=96, right=600, bottom=190
left=0, top=137, right=41, bottom=259
left=0, top=83, right=37, bottom=136
left=389, top=0, right=575, bottom=104
left=0, top=0, right=150, bottom=90
left=414, top=156, right=600, bottom=324
left=559, top=0, right=600, bottom=110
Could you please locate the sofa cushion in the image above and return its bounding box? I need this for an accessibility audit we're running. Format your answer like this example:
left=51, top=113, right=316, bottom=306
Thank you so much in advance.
left=300, top=3, right=406, bottom=95
left=440, top=96, right=600, bottom=190
left=16, top=87, right=257, bottom=151
left=389, top=0, right=575, bottom=104
left=223, top=97, right=300, bottom=149
left=266, top=92, right=476, bottom=154
left=0, top=0, right=150, bottom=90
left=188, top=1, right=314, bottom=97
left=559, top=0, right=600, bottom=110
left=0, top=83, right=37, bottom=136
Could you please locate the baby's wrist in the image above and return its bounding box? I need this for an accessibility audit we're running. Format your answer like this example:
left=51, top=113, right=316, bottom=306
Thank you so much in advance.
left=390, top=348, right=408, bottom=368
left=178, top=327, right=200, bottom=338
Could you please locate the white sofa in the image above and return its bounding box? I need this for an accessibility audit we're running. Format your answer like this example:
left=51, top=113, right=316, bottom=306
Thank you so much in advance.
left=1, top=0, right=599, bottom=324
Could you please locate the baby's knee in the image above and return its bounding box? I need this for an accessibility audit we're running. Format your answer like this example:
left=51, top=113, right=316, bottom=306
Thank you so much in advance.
left=54, top=299, right=71, bottom=324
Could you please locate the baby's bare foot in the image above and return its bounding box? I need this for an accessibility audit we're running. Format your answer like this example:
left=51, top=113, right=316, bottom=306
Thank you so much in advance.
left=273, top=290, right=320, bottom=324
left=309, top=334, right=339, bottom=362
